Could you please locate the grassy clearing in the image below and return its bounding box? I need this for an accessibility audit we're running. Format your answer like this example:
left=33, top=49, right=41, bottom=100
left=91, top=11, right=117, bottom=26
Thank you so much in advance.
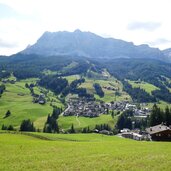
left=58, top=114, right=117, bottom=131
left=128, top=80, right=159, bottom=95
left=62, top=61, right=78, bottom=70
left=63, top=74, right=80, bottom=84
left=0, top=133, right=171, bottom=171
left=42, top=69, right=58, bottom=75
left=147, top=100, right=171, bottom=109
left=63, top=74, right=131, bottom=102
left=0, top=78, right=63, bottom=130
left=79, top=77, right=131, bottom=102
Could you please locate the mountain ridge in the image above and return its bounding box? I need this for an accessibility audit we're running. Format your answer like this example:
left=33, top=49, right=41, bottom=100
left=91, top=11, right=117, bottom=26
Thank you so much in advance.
left=21, top=29, right=167, bottom=61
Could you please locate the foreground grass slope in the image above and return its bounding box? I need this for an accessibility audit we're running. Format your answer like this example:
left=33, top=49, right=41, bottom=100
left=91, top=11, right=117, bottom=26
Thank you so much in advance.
left=0, top=132, right=171, bottom=171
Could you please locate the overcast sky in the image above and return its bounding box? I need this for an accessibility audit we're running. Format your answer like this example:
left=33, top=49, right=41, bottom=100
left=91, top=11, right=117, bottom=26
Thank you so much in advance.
left=0, top=0, right=171, bottom=55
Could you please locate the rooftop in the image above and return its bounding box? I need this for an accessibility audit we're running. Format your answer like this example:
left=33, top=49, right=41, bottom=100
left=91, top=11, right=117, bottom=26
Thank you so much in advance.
left=146, top=124, right=171, bottom=135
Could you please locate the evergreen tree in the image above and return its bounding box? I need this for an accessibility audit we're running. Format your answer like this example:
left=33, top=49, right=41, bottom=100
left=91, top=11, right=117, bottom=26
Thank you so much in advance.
left=82, top=127, right=87, bottom=133
left=20, top=119, right=35, bottom=132
left=111, top=110, right=114, bottom=118
left=4, top=110, right=11, bottom=118
left=52, top=107, right=60, bottom=119
left=165, top=106, right=171, bottom=126
left=149, top=104, right=163, bottom=126
left=43, top=124, right=52, bottom=133
left=43, top=112, right=59, bottom=133
left=116, top=114, right=125, bottom=130
left=8, top=125, right=14, bottom=131
left=25, top=83, right=29, bottom=88
left=51, top=118, right=59, bottom=133
left=87, top=126, right=90, bottom=133
left=106, top=108, right=109, bottom=114
left=116, top=113, right=132, bottom=130
left=149, top=104, right=157, bottom=126
left=1, top=124, right=7, bottom=130
left=70, top=124, right=75, bottom=133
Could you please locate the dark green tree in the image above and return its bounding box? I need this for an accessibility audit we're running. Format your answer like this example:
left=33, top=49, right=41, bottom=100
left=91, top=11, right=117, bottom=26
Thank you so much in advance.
left=82, top=127, right=87, bottom=133
left=20, top=119, right=35, bottom=132
left=111, top=110, right=114, bottom=118
left=4, top=110, right=11, bottom=118
left=43, top=111, right=59, bottom=133
left=149, top=104, right=163, bottom=126
left=69, top=124, right=75, bottom=133
left=8, top=125, right=14, bottom=131
left=164, top=106, right=171, bottom=126
left=1, top=124, right=7, bottom=130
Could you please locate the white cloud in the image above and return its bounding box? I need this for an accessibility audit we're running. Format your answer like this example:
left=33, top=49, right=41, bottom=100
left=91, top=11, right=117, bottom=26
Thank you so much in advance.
left=0, top=0, right=171, bottom=55
left=127, top=22, right=161, bottom=31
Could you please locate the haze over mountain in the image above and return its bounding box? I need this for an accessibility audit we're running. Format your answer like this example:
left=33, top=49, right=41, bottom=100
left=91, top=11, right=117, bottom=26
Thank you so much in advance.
left=163, top=48, right=171, bottom=59
left=21, top=30, right=166, bottom=60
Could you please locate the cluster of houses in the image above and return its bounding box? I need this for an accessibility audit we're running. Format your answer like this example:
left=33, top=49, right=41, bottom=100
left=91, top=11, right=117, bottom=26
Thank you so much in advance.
left=32, top=93, right=46, bottom=104
left=106, top=102, right=151, bottom=118
left=63, top=97, right=108, bottom=117
left=103, top=86, right=117, bottom=91
left=120, top=123, right=171, bottom=141
left=119, top=128, right=150, bottom=141
left=2, top=79, right=16, bottom=84
left=124, top=103, right=151, bottom=118
left=63, top=97, right=151, bottom=118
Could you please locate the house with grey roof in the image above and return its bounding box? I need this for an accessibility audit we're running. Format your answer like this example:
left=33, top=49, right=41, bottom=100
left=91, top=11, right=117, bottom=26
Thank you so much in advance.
left=146, top=124, right=171, bottom=141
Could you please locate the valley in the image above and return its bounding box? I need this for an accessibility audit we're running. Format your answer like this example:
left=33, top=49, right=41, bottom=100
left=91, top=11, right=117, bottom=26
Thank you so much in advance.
left=0, top=72, right=124, bottom=131
left=0, top=30, right=171, bottom=170
left=1, top=0, right=171, bottom=170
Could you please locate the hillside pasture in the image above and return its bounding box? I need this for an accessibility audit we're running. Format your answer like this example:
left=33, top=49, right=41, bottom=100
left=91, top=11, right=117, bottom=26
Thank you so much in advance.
left=0, top=78, right=63, bottom=130
left=79, top=77, right=131, bottom=102
left=128, top=80, right=159, bottom=95
left=58, top=114, right=117, bottom=131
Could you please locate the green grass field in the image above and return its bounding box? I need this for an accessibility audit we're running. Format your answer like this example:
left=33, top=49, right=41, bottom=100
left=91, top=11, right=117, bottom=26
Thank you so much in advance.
left=0, top=132, right=171, bottom=171
left=0, top=78, right=63, bottom=130
left=0, top=77, right=119, bottom=131
left=128, top=80, right=159, bottom=95
left=63, top=74, right=80, bottom=84
left=58, top=114, right=117, bottom=131
left=63, top=75, right=131, bottom=102
left=147, top=100, right=171, bottom=109
left=79, top=77, right=131, bottom=102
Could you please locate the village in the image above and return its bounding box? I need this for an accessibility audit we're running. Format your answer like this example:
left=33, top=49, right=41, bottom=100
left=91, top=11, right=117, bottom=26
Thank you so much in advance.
left=62, top=97, right=171, bottom=141
left=63, top=97, right=151, bottom=118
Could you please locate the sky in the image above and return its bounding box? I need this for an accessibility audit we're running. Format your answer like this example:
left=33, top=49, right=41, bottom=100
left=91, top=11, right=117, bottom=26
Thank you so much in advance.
left=0, top=0, right=171, bottom=55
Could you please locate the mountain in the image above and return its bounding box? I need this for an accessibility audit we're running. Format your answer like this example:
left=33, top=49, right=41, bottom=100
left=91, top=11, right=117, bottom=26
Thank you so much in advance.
left=21, top=29, right=166, bottom=60
left=163, top=48, right=171, bottom=59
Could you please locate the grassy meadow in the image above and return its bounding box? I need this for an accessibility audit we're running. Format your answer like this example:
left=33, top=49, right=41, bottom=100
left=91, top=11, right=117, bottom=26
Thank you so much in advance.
left=128, top=80, right=159, bottom=95
left=78, top=77, right=131, bottom=102
left=0, top=78, right=63, bottom=130
left=58, top=114, right=117, bottom=131
left=0, top=132, right=171, bottom=171
left=0, top=76, right=119, bottom=131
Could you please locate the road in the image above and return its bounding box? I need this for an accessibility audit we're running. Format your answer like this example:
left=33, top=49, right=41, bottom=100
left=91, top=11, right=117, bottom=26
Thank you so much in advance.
left=76, top=114, right=81, bottom=126
left=61, top=104, right=70, bottom=116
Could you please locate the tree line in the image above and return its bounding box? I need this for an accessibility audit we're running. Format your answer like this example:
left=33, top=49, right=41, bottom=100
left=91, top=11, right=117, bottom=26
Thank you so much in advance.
left=122, top=80, right=156, bottom=103
left=43, top=107, right=62, bottom=133
left=0, top=84, right=5, bottom=97
left=149, top=104, right=171, bottom=126
left=93, top=83, right=104, bottom=98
